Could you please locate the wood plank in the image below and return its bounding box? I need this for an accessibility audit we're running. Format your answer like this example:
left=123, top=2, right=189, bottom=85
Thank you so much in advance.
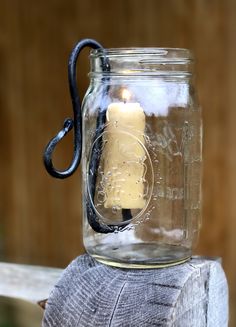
left=0, top=262, right=62, bottom=303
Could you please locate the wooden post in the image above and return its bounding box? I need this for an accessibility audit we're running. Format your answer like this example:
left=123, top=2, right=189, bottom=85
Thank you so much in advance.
left=43, top=254, right=228, bottom=327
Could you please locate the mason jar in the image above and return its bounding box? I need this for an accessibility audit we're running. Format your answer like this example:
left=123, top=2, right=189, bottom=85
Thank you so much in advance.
left=82, top=48, right=202, bottom=268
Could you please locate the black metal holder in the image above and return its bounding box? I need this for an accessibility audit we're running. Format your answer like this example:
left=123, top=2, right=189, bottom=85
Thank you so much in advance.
left=43, top=39, right=102, bottom=178
left=43, top=39, right=131, bottom=233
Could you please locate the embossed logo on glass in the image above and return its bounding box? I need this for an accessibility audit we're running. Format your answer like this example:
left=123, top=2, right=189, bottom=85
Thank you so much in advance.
left=87, top=127, right=154, bottom=226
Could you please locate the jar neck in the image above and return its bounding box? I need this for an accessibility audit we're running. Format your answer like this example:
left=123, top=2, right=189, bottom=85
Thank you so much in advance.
left=89, top=48, right=194, bottom=79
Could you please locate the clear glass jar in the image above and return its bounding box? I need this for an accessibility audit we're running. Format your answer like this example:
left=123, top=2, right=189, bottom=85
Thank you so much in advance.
left=82, top=48, right=202, bottom=268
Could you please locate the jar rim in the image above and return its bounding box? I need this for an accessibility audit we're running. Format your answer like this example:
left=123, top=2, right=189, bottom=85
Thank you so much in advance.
left=90, top=47, right=194, bottom=62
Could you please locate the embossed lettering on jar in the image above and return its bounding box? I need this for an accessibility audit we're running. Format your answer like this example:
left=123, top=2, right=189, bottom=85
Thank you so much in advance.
left=82, top=48, right=202, bottom=268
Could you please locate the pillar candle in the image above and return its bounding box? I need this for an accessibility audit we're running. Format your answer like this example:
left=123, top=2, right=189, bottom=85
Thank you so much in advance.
left=102, top=90, right=146, bottom=209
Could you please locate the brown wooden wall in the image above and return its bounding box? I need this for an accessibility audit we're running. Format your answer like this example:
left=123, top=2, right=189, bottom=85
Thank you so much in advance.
left=0, top=0, right=235, bottom=324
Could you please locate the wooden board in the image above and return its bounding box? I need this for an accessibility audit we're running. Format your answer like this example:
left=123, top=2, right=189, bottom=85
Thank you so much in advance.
left=0, top=262, right=62, bottom=303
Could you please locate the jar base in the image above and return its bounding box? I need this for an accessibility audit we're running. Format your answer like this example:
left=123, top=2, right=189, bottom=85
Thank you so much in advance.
left=87, top=243, right=191, bottom=269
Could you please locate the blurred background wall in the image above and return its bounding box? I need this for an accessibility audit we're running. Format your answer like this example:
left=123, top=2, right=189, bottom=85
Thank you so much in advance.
left=0, top=0, right=235, bottom=325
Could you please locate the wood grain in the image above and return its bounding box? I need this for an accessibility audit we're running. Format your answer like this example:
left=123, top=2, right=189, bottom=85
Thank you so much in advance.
left=0, top=0, right=235, bottom=325
left=43, top=254, right=228, bottom=327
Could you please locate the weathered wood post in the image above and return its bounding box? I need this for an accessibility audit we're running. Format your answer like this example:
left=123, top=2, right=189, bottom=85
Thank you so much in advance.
left=42, top=254, right=228, bottom=327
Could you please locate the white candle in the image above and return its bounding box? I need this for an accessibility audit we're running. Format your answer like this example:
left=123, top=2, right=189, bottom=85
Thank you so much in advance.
left=102, top=90, right=146, bottom=209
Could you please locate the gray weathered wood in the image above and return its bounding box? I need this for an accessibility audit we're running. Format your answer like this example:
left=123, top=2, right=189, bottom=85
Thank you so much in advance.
left=42, top=254, right=228, bottom=327
left=0, top=262, right=62, bottom=303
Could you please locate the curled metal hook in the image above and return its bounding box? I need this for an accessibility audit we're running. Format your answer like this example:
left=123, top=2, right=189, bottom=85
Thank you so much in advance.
left=44, top=39, right=132, bottom=233
left=43, top=39, right=103, bottom=179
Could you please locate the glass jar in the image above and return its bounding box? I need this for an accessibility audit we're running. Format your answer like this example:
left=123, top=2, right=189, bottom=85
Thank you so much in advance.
left=82, top=48, right=202, bottom=268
